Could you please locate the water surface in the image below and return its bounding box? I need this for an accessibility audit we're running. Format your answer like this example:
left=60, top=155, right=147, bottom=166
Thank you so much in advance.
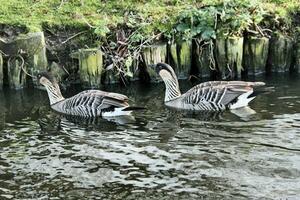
left=0, top=74, right=300, bottom=199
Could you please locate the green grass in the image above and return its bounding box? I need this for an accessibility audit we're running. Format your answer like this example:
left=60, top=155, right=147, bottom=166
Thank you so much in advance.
left=0, top=0, right=299, bottom=38
left=0, top=0, right=191, bottom=32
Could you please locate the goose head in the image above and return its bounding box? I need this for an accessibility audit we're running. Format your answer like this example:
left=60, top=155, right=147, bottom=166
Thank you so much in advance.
left=37, top=72, right=64, bottom=105
left=37, top=72, right=56, bottom=87
left=152, top=62, right=178, bottom=81
left=151, top=63, right=181, bottom=102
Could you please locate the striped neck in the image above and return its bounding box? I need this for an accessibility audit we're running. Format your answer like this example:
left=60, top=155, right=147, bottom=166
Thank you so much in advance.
left=44, top=83, right=65, bottom=105
left=162, top=76, right=181, bottom=102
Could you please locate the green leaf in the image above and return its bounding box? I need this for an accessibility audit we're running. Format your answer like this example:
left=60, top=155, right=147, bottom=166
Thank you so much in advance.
left=201, top=28, right=215, bottom=40
left=176, top=23, right=190, bottom=32
left=125, top=57, right=133, bottom=69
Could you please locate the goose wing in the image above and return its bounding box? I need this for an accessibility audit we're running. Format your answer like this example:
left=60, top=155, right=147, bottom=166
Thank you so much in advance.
left=59, top=90, right=129, bottom=116
left=182, top=81, right=265, bottom=110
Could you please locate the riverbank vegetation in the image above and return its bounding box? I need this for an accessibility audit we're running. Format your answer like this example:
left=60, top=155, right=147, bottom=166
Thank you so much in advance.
left=0, top=0, right=299, bottom=87
left=1, top=0, right=299, bottom=37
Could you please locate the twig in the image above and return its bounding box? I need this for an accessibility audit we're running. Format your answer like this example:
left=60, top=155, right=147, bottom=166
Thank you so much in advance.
left=225, top=63, right=233, bottom=79
left=0, top=50, right=8, bottom=57
left=254, top=23, right=265, bottom=37
left=61, top=65, right=70, bottom=75
left=61, top=31, right=88, bottom=44
left=188, top=75, right=199, bottom=81
left=246, top=29, right=259, bottom=35
left=261, top=28, right=273, bottom=33
left=17, top=55, right=35, bottom=78
left=208, top=41, right=216, bottom=71
left=8, top=55, right=35, bottom=78
left=80, top=15, right=95, bottom=28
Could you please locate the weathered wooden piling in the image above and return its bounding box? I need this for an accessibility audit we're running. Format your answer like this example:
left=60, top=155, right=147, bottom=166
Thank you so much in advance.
left=77, top=49, right=103, bottom=88
left=267, top=35, right=293, bottom=72
left=129, top=59, right=140, bottom=82
left=0, top=53, right=3, bottom=89
left=7, top=56, right=27, bottom=89
left=215, top=37, right=244, bottom=79
left=0, top=92, right=4, bottom=129
left=141, top=43, right=167, bottom=82
left=0, top=32, right=48, bottom=88
left=168, top=40, right=192, bottom=79
left=10, top=32, right=47, bottom=74
left=294, top=41, right=300, bottom=73
left=243, top=37, right=269, bottom=75
left=193, top=40, right=215, bottom=78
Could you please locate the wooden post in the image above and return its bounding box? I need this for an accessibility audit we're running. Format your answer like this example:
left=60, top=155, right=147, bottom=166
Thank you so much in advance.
left=1, top=32, right=48, bottom=88
left=293, top=41, right=300, bottom=73
left=13, top=32, right=47, bottom=85
left=78, top=49, right=103, bottom=88
left=0, top=53, right=3, bottom=89
left=243, top=37, right=269, bottom=75
left=267, top=35, right=293, bottom=72
left=215, top=37, right=244, bottom=79
left=193, top=40, right=215, bottom=78
left=141, top=43, right=167, bottom=82
left=168, top=40, right=192, bottom=79
left=7, top=56, right=27, bottom=89
left=0, top=91, right=4, bottom=129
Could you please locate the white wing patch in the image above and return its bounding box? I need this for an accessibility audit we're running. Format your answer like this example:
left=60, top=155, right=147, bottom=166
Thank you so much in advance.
left=229, top=90, right=255, bottom=109
left=102, top=107, right=132, bottom=117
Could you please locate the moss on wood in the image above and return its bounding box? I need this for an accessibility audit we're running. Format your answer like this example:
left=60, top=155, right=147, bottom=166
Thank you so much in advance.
left=243, top=37, right=269, bottom=75
left=193, top=41, right=215, bottom=78
left=168, top=41, right=192, bottom=79
left=7, top=57, right=27, bottom=89
left=294, top=42, right=300, bottom=73
left=215, top=37, right=244, bottom=79
left=141, top=43, right=167, bottom=82
left=0, top=32, right=48, bottom=86
left=0, top=53, right=3, bottom=89
left=267, top=35, right=293, bottom=72
left=78, top=49, right=103, bottom=88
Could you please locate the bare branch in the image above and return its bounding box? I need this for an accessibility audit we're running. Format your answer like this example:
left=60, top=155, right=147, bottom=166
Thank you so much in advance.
left=61, top=31, right=88, bottom=44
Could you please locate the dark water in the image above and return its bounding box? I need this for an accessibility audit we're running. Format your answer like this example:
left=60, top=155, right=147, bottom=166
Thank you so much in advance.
left=0, top=74, right=300, bottom=199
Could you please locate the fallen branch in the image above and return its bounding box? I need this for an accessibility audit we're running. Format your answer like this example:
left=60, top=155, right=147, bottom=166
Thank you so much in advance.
left=61, top=31, right=88, bottom=44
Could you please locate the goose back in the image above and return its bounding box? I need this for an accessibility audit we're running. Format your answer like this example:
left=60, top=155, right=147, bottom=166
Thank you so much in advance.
left=168, top=81, right=265, bottom=111
left=52, top=90, right=129, bottom=117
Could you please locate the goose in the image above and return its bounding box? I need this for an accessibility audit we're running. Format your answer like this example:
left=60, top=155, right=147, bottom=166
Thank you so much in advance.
left=152, top=63, right=266, bottom=111
left=37, top=72, right=142, bottom=117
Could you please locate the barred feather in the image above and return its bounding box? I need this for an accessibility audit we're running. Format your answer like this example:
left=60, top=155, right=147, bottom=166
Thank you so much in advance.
left=154, top=63, right=265, bottom=111
left=38, top=73, right=132, bottom=117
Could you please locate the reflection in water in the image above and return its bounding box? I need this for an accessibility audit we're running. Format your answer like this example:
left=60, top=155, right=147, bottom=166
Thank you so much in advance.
left=0, top=74, right=300, bottom=199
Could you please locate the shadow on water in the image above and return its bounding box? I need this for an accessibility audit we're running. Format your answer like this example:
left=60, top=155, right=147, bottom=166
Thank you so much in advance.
left=0, top=74, right=300, bottom=199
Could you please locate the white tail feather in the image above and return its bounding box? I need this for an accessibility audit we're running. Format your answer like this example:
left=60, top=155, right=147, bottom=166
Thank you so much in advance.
left=229, top=91, right=255, bottom=109
left=102, top=107, right=132, bottom=117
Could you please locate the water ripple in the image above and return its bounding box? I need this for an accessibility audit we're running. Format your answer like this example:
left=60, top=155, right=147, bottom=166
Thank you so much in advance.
left=0, top=77, right=300, bottom=199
